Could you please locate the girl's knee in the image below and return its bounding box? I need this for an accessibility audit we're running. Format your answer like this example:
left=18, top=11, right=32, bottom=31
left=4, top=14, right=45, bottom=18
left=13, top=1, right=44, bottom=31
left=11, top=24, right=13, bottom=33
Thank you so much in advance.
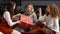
left=12, top=30, right=21, bottom=34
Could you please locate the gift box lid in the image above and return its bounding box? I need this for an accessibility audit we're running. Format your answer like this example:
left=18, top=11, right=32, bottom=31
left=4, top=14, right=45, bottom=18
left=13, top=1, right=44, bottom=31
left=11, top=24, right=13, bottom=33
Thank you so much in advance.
left=20, top=14, right=33, bottom=25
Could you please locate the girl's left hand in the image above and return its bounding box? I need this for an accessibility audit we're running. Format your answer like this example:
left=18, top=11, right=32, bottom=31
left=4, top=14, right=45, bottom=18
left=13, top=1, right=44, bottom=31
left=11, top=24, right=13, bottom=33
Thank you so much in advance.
left=16, top=20, right=21, bottom=24
left=12, top=13, right=20, bottom=19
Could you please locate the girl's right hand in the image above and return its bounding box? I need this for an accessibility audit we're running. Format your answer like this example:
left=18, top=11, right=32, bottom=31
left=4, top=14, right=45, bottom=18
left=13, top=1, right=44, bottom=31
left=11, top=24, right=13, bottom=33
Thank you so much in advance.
left=16, top=20, right=21, bottom=24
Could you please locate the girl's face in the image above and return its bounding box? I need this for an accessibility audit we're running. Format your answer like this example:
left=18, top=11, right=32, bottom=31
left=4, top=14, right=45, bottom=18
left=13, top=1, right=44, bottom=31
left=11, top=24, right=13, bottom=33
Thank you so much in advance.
left=46, top=6, right=50, bottom=13
left=26, top=5, right=32, bottom=12
left=13, top=4, right=16, bottom=9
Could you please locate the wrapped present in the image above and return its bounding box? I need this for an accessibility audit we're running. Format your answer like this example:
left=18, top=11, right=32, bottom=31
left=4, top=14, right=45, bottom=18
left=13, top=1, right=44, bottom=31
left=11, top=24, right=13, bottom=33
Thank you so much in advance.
left=18, top=14, right=33, bottom=29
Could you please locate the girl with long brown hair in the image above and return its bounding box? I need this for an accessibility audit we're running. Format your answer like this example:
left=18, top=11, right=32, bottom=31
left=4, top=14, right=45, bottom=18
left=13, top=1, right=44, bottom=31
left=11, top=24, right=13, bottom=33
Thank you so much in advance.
left=38, top=3, right=59, bottom=34
left=0, top=2, right=21, bottom=34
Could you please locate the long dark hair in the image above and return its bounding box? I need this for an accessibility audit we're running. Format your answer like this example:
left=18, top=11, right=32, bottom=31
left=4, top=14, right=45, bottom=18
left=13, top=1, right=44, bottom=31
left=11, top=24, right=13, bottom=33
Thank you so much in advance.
left=7, top=2, right=16, bottom=16
left=2, top=5, right=8, bottom=15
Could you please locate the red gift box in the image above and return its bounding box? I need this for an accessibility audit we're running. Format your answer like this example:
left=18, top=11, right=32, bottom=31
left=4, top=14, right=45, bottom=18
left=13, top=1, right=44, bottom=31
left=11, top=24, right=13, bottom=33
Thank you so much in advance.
left=18, top=14, right=33, bottom=29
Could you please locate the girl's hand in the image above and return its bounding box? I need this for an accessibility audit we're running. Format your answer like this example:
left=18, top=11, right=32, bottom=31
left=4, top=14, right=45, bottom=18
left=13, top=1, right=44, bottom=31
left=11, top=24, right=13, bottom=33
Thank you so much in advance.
left=12, top=13, right=20, bottom=18
left=38, top=8, right=42, bottom=16
left=16, top=13, right=20, bottom=16
left=56, top=32, right=58, bottom=34
left=16, top=20, right=21, bottom=24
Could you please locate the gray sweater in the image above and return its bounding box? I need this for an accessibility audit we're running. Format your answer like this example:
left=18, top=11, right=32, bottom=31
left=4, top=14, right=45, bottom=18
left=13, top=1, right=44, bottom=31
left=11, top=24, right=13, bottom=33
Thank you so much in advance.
left=24, top=12, right=38, bottom=24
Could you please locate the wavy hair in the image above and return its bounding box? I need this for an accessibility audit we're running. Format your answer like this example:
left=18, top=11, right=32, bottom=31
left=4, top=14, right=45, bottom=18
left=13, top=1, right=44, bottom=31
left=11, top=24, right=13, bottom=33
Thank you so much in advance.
left=48, top=3, right=59, bottom=18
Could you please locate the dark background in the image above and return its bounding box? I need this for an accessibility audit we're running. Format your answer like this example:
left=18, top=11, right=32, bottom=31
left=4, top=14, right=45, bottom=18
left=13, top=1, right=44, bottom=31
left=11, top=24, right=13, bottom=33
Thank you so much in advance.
left=0, top=0, right=60, bottom=14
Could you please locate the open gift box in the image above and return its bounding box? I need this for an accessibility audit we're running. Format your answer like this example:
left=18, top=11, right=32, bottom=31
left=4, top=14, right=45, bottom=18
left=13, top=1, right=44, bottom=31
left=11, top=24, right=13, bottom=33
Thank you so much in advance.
left=18, top=14, right=33, bottom=29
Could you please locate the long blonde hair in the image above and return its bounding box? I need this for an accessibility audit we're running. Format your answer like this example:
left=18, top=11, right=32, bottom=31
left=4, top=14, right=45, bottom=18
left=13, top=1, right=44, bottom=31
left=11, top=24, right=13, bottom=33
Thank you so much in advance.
left=25, top=4, right=34, bottom=13
left=48, top=3, right=59, bottom=18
